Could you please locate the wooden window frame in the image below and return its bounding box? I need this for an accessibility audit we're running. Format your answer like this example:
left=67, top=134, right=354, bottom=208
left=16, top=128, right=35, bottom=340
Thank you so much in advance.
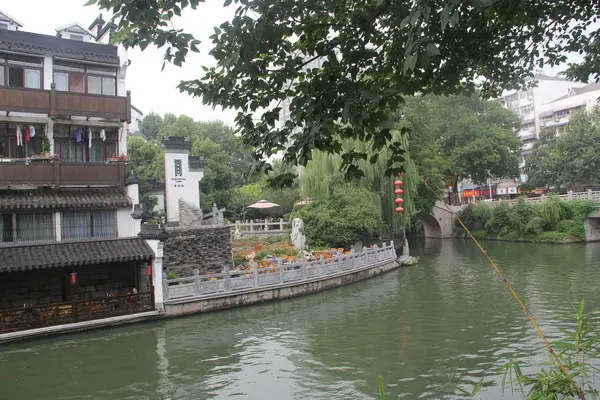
left=0, top=55, right=44, bottom=89
left=53, top=124, right=119, bottom=163
left=53, top=63, right=117, bottom=96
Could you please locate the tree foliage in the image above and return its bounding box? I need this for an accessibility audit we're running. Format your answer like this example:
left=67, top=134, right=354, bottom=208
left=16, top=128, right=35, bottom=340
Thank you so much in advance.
left=90, top=0, right=599, bottom=180
left=526, top=107, right=600, bottom=190
left=401, top=94, right=522, bottom=185
left=140, top=111, right=163, bottom=139
left=292, top=183, right=382, bottom=248
left=132, top=114, right=261, bottom=212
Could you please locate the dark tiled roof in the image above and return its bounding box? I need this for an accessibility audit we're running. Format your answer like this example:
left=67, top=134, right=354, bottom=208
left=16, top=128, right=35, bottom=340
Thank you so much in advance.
left=163, top=136, right=191, bottom=150
left=0, top=188, right=132, bottom=211
left=124, top=173, right=140, bottom=186
left=148, top=179, right=165, bottom=190
left=131, top=205, right=152, bottom=220
left=0, top=238, right=154, bottom=272
left=0, top=29, right=119, bottom=65
left=138, top=224, right=170, bottom=240
left=188, top=155, right=205, bottom=169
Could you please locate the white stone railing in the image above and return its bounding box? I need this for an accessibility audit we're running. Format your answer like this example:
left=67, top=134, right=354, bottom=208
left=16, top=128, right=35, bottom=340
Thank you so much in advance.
left=233, top=219, right=290, bottom=236
left=164, top=242, right=397, bottom=300
left=481, top=190, right=600, bottom=207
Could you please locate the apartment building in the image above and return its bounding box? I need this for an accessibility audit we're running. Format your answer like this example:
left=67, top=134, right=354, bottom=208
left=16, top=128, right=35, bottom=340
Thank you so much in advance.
left=0, top=10, right=164, bottom=334
left=499, top=73, right=586, bottom=167
left=538, top=82, right=600, bottom=136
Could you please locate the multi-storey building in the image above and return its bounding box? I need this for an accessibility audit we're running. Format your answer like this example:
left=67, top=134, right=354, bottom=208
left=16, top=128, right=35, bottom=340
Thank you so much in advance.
left=499, top=73, right=586, bottom=164
left=538, top=82, right=600, bottom=136
left=0, top=10, right=165, bottom=334
left=128, top=105, right=144, bottom=135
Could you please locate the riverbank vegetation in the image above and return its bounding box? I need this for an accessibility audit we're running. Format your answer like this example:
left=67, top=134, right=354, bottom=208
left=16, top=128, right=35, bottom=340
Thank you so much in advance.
left=457, top=197, right=598, bottom=243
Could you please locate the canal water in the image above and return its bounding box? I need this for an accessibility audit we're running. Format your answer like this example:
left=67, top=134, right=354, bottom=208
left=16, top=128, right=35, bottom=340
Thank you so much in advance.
left=2, top=240, right=600, bottom=400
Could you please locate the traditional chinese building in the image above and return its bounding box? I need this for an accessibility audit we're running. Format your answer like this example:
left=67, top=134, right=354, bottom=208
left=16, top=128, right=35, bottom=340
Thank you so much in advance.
left=0, top=10, right=160, bottom=334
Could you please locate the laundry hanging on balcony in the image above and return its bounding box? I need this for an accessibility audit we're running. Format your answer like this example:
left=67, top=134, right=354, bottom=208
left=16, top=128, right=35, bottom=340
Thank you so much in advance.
left=16, top=125, right=22, bottom=147
left=75, top=127, right=83, bottom=143
left=100, top=129, right=106, bottom=142
left=28, top=125, right=36, bottom=138
left=88, top=128, right=93, bottom=149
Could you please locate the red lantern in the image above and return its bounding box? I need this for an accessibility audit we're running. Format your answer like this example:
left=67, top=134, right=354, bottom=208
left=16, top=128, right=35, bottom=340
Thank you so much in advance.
left=395, top=207, right=404, bottom=213
left=147, top=265, right=153, bottom=276
left=395, top=189, right=404, bottom=195
left=394, top=180, right=403, bottom=187
left=70, top=272, right=77, bottom=284
left=395, top=198, right=404, bottom=205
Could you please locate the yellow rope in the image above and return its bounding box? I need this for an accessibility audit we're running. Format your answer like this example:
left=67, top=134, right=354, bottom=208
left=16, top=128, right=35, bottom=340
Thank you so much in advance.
left=417, top=178, right=584, bottom=399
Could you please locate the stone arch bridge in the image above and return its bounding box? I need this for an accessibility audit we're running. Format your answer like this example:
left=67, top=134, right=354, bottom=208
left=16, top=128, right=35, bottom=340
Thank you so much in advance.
left=417, top=190, right=600, bottom=240
left=416, top=201, right=465, bottom=238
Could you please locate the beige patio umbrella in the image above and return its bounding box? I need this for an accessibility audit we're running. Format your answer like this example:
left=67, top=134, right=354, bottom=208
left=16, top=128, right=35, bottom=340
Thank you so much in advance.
left=247, top=199, right=280, bottom=209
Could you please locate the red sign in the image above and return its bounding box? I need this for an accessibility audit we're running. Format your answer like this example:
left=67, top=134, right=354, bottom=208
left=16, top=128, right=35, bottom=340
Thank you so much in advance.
left=463, top=189, right=497, bottom=198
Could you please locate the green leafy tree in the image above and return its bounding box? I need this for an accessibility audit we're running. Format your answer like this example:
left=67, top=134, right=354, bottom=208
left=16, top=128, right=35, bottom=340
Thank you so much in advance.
left=127, top=136, right=164, bottom=183
left=401, top=94, right=522, bottom=189
left=127, top=136, right=165, bottom=214
left=527, top=107, right=600, bottom=190
left=89, top=0, right=598, bottom=181
left=293, top=183, right=383, bottom=248
left=141, top=111, right=163, bottom=139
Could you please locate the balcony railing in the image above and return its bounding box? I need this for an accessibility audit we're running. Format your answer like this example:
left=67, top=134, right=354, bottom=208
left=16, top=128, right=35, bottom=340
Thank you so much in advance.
left=0, top=84, right=131, bottom=122
left=1, top=229, right=55, bottom=246
left=0, top=159, right=130, bottom=187
left=0, top=292, right=154, bottom=333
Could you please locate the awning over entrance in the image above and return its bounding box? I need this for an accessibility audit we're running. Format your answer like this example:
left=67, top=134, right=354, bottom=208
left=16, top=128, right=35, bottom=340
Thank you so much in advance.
left=0, top=238, right=154, bottom=272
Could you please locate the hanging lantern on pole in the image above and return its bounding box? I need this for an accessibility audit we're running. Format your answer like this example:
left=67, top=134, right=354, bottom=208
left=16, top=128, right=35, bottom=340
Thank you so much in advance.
left=70, top=272, right=77, bottom=284
left=146, top=265, right=153, bottom=276
left=394, top=172, right=404, bottom=214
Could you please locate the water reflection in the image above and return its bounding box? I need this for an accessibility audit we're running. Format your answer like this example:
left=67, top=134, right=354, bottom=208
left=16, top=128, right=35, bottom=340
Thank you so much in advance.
left=1, top=240, right=600, bottom=399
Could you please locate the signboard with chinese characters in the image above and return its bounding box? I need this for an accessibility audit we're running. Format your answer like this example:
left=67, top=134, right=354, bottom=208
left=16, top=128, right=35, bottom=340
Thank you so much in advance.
left=508, top=187, right=518, bottom=194
left=171, top=159, right=187, bottom=187
left=497, top=188, right=507, bottom=195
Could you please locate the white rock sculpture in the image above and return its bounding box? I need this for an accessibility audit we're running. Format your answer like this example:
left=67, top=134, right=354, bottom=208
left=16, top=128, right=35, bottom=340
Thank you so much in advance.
left=291, top=218, right=307, bottom=250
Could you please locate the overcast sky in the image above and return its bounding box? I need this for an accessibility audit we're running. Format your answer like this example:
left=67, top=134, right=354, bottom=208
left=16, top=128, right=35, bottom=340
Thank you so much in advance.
left=0, top=0, right=237, bottom=124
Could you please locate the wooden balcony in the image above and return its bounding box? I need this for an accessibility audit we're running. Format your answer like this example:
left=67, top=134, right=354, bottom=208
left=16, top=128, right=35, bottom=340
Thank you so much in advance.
left=0, top=85, right=131, bottom=122
left=0, top=160, right=130, bottom=188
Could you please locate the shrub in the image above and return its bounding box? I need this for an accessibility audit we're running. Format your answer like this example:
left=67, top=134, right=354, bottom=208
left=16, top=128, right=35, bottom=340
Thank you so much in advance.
left=556, top=219, right=585, bottom=240
left=539, top=196, right=568, bottom=229
left=292, top=183, right=382, bottom=247
left=524, top=216, right=549, bottom=234
left=489, top=202, right=512, bottom=234
left=566, top=200, right=598, bottom=222
left=458, top=203, right=493, bottom=230
left=512, top=197, right=537, bottom=234
left=472, top=203, right=494, bottom=227
left=457, top=204, right=477, bottom=229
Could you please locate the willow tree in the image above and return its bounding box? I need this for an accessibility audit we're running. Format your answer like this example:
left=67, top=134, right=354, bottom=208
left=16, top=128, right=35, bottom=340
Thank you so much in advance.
left=300, top=131, right=422, bottom=233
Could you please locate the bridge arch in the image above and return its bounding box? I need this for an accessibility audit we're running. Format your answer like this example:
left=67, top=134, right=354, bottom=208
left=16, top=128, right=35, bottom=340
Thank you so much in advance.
left=414, top=201, right=466, bottom=238
left=416, top=212, right=443, bottom=237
